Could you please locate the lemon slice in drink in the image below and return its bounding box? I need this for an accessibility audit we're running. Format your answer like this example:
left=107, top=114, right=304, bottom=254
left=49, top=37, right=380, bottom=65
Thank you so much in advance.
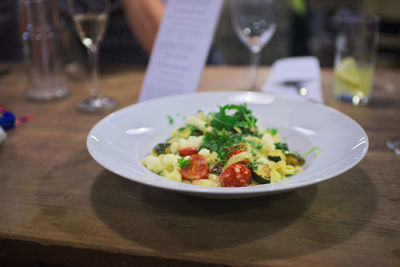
left=336, top=57, right=361, bottom=88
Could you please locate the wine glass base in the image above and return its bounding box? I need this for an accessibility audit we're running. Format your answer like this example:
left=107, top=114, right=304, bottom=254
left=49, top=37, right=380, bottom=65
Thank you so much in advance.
left=77, top=96, right=117, bottom=113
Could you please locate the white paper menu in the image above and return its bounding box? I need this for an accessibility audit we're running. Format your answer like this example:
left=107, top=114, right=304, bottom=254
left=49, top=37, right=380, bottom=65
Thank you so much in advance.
left=138, top=0, right=223, bottom=102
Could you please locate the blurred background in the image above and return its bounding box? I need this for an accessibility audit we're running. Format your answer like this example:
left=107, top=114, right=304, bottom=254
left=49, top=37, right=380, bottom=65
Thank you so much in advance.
left=1, top=0, right=399, bottom=70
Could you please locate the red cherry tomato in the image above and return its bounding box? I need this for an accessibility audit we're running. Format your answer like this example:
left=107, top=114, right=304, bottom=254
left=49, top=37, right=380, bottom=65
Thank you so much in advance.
left=227, top=148, right=245, bottom=160
left=180, top=154, right=209, bottom=180
left=220, top=163, right=251, bottom=187
left=178, top=147, right=198, bottom=156
left=227, top=148, right=249, bottom=164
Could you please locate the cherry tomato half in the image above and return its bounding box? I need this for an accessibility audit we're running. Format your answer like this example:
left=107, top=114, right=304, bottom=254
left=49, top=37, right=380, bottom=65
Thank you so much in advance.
left=220, top=163, right=251, bottom=187
left=227, top=148, right=248, bottom=164
left=178, top=147, right=198, bottom=157
left=227, top=149, right=246, bottom=160
left=180, top=154, right=209, bottom=180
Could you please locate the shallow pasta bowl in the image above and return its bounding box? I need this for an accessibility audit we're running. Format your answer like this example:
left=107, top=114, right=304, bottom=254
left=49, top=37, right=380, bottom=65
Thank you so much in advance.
left=87, top=91, right=368, bottom=198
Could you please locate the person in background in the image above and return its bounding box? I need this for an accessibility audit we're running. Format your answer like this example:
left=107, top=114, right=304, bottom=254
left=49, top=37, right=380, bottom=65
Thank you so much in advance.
left=0, top=1, right=22, bottom=62
left=119, top=0, right=222, bottom=64
left=121, top=0, right=165, bottom=56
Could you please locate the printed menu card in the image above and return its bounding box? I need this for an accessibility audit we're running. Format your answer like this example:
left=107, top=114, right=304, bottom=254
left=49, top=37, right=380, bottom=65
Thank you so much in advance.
left=139, top=0, right=223, bottom=102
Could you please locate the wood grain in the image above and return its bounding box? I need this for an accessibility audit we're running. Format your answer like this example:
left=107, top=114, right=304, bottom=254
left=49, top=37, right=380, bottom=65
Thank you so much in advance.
left=0, top=64, right=399, bottom=266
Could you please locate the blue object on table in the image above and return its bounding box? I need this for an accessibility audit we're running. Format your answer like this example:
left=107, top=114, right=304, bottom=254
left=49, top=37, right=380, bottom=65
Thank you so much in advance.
left=0, top=111, right=16, bottom=130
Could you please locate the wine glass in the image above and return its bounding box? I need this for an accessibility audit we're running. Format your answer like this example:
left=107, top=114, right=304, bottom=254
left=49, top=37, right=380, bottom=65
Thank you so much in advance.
left=231, top=0, right=276, bottom=91
left=69, top=0, right=116, bottom=112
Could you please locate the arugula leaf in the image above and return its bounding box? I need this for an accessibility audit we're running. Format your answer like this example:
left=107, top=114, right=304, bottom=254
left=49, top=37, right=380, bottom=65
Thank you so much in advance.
left=210, top=103, right=258, bottom=132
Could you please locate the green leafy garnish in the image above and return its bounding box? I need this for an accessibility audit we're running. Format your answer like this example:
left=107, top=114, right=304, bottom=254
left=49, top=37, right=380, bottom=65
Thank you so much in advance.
left=199, top=129, right=244, bottom=162
left=268, top=128, right=278, bottom=135
left=167, top=115, right=174, bottom=125
left=210, top=103, right=258, bottom=132
left=178, top=125, right=203, bottom=136
left=303, top=146, right=321, bottom=158
left=247, top=160, right=262, bottom=170
left=177, top=157, right=190, bottom=168
left=197, top=103, right=262, bottom=162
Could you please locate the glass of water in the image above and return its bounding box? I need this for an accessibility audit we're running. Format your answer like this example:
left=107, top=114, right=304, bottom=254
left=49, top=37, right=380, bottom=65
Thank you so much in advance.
left=231, top=0, right=276, bottom=91
left=69, top=0, right=116, bottom=112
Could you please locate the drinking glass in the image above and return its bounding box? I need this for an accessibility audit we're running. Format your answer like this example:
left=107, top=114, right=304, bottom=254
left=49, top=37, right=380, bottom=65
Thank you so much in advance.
left=69, top=0, right=116, bottom=112
left=333, top=11, right=379, bottom=105
left=231, top=0, right=276, bottom=91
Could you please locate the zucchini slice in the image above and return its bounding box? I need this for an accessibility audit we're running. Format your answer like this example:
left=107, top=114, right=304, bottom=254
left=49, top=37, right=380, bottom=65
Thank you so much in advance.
left=252, top=163, right=271, bottom=184
left=153, top=143, right=171, bottom=155
left=268, top=156, right=281, bottom=162
left=285, top=152, right=305, bottom=166
left=267, top=149, right=285, bottom=162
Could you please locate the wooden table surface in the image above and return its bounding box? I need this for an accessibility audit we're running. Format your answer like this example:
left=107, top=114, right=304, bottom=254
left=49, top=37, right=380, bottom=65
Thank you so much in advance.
left=0, top=64, right=399, bottom=267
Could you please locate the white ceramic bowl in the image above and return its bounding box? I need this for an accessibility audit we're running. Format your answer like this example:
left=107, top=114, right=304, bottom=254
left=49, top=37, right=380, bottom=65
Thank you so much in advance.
left=87, top=91, right=368, bottom=198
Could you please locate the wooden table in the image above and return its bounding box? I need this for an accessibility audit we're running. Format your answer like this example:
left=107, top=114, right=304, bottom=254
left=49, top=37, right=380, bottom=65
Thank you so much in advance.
left=0, top=64, right=399, bottom=266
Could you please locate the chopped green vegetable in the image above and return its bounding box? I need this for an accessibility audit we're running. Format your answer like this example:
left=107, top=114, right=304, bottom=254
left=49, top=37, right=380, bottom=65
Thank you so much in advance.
left=275, top=142, right=289, bottom=152
left=199, top=129, right=244, bottom=162
left=303, top=146, right=321, bottom=158
left=178, top=125, right=203, bottom=136
left=153, top=143, right=171, bottom=155
left=178, top=125, right=196, bottom=131
left=177, top=157, right=190, bottom=168
left=286, top=152, right=305, bottom=166
left=247, top=160, right=262, bottom=170
left=167, top=115, right=174, bottom=125
left=268, top=156, right=281, bottom=162
left=268, top=128, right=278, bottom=135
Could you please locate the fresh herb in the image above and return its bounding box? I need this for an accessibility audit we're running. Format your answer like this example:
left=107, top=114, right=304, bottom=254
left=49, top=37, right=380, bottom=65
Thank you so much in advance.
left=248, top=161, right=262, bottom=170
left=199, top=129, right=244, bottom=162
left=210, top=103, right=258, bottom=132
left=177, top=157, right=190, bottom=168
left=244, top=139, right=256, bottom=146
left=178, top=125, right=197, bottom=131
left=178, top=125, right=203, bottom=136
left=303, top=146, right=321, bottom=158
left=275, top=142, right=288, bottom=153
left=167, top=115, right=174, bottom=125
left=268, top=128, right=278, bottom=135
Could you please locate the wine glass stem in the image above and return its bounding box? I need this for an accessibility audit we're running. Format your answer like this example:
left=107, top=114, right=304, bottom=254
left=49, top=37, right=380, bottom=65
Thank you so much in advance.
left=249, top=51, right=261, bottom=91
left=87, top=45, right=102, bottom=98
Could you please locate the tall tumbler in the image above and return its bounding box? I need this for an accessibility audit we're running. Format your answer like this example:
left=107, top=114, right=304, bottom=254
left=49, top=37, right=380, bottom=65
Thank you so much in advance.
left=333, top=11, right=379, bottom=105
left=21, top=0, right=70, bottom=101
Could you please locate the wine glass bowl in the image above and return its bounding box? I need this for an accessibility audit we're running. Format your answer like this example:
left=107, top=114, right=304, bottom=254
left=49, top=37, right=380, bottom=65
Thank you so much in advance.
left=69, top=0, right=116, bottom=112
left=231, top=0, right=276, bottom=90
